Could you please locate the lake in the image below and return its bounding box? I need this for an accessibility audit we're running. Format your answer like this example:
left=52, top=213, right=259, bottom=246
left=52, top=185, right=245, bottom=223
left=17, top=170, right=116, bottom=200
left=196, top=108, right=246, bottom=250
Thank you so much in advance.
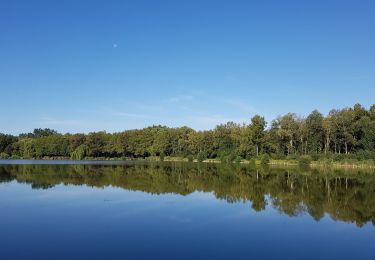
left=0, top=160, right=374, bottom=259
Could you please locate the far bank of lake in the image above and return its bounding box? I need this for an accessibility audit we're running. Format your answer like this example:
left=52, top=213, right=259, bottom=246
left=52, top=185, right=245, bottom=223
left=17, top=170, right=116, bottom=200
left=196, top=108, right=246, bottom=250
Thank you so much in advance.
left=1, top=156, right=374, bottom=171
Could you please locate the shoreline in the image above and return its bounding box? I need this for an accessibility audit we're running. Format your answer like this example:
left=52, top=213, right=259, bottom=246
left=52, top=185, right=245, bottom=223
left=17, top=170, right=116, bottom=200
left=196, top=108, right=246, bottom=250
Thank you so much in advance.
left=1, top=157, right=374, bottom=170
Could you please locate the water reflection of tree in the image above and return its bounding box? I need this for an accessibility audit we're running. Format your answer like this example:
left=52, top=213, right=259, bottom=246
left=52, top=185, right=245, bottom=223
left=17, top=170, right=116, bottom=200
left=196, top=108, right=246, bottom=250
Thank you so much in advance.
left=0, top=163, right=374, bottom=227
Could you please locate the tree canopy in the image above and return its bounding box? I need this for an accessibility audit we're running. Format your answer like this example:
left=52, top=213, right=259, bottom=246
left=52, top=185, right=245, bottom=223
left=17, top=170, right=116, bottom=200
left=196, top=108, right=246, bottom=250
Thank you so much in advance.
left=1, top=104, right=375, bottom=161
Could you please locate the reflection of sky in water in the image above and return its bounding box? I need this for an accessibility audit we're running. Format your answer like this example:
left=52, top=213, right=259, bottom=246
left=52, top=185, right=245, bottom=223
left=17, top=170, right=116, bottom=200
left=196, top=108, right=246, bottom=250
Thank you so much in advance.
left=1, top=181, right=374, bottom=259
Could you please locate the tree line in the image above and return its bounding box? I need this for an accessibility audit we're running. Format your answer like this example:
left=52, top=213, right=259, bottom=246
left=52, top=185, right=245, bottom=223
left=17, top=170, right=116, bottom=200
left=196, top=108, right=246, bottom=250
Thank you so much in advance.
left=1, top=103, right=375, bottom=161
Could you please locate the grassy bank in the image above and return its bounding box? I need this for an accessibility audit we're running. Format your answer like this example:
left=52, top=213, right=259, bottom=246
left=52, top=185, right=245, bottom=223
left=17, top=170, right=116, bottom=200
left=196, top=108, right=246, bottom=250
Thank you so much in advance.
left=150, top=156, right=375, bottom=170
left=268, top=159, right=375, bottom=170
left=1, top=155, right=375, bottom=170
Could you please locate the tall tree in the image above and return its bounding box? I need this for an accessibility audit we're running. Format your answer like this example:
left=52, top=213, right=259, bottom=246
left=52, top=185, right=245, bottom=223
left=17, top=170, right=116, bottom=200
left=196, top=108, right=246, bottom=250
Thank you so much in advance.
left=249, top=115, right=267, bottom=156
left=273, top=113, right=299, bottom=155
left=305, top=110, right=324, bottom=154
left=322, top=115, right=333, bottom=154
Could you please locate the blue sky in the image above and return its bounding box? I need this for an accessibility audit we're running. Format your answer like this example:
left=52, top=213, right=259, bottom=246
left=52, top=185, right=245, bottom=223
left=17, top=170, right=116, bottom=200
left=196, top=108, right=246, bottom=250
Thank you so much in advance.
left=1, top=0, right=374, bottom=134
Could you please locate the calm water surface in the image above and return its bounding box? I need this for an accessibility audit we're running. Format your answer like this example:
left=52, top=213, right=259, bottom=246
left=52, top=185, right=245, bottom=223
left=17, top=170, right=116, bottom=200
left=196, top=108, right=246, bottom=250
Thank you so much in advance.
left=0, top=160, right=374, bottom=259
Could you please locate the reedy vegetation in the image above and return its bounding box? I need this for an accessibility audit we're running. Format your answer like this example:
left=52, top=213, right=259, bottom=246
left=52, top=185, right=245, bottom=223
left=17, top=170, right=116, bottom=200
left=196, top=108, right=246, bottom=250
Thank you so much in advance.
left=1, top=104, right=375, bottom=163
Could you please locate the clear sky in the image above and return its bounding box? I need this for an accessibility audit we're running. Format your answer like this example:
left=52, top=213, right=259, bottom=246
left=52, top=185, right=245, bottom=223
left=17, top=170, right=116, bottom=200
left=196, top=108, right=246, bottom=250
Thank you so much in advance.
left=1, top=0, right=374, bottom=134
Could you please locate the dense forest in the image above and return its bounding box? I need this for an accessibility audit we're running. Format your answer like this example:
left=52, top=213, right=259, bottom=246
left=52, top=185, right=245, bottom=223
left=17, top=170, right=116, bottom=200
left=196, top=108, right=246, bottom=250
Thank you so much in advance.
left=1, top=104, right=375, bottom=162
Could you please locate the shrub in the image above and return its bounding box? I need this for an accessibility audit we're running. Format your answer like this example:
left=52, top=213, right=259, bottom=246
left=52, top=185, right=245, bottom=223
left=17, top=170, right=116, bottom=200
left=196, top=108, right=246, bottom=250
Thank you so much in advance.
left=219, top=154, right=227, bottom=163
left=219, top=151, right=237, bottom=164
left=260, top=154, right=270, bottom=165
left=299, top=155, right=312, bottom=167
left=228, top=153, right=237, bottom=163
left=320, top=157, right=332, bottom=165
left=344, top=158, right=358, bottom=165
left=159, top=152, right=165, bottom=162
left=332, top=153, right=346, bottom=161
left=310, top=153, right=320, bottom=161
left=197, top=152, right=206, bottom=162
left=355, top=150, right=375, bottom=160
left=271, top=153, right=286, bottom=160
left=248, top=158, right=256, bottom=167
left=0, top=152, right=10, bottom=159
left=187, top=155, right=194, bottom=162
left=70, top=144, right=88, bottom=160
left=234, top=156, right=242, bottom=164
left=286, top=154, right=298, bottom=160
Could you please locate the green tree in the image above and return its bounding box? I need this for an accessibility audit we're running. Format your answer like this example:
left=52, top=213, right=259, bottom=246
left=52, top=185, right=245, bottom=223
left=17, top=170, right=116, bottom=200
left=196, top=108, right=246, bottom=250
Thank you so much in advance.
left=71, top=144, right=88, bottom=160
left=249, top=115, right=267, bottom=156
left=305, top=110, right=324, bottom=154
left=335, top=108, right=355, bottom=154
left=85, top=132, right=107, bottom=157
left=273, top=113, right=299, bottom=155
left=0, top=134, right=17, bottom=154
